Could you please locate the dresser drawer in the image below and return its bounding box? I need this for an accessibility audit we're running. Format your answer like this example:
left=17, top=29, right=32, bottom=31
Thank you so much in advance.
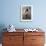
left=3, top=36, right=23, bottom=46
left=24, top=32, right=44, bottom=36
left=3, top=43, right=23, bottom=46
left=3, top=35, right=23, bottom=44
left=3, top=32, right=23, bottom=36
left=24, top=36, right=32, bottom=46
left=32, top=44, right=44, bottom=46
left=3, top=44, right=15, bottom=46
left=32, top=36, right=45, bottom=44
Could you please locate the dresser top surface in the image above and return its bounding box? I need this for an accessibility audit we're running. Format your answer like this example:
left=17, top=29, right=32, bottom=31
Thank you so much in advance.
left=3, top=29, right=45, bottom=33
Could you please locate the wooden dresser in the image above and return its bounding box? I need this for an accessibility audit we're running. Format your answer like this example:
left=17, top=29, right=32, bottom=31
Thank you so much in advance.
left=2, top=30, right=45, bottom=46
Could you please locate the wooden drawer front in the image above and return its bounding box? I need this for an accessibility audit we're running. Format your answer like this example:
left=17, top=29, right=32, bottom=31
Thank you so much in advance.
left=3, top=36, right=9, bottom=44
left=24, top=36, right=32, bottom=46
left=24, top=32, right=44, bottom=36
left=32, top=44, right=44, bottom=46
left=3, top=43, right=16, bottom=46
left=3, top=43, right=23, bottom=46
left=3, top=36, right=23, bottom=45
left=3, top=32, right=23, bottom=36
left=32, top=36, right=45, bottom=44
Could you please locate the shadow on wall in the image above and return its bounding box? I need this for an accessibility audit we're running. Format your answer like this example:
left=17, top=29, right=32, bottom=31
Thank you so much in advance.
left=0, top=24, right=7, bottom=43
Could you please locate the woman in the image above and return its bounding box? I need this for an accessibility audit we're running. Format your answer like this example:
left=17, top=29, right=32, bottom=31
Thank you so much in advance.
left=23, top=8, right=31, bottom=19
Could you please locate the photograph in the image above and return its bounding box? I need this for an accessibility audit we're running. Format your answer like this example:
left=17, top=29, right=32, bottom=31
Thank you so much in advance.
left=21, top=5, right=33, bottom=21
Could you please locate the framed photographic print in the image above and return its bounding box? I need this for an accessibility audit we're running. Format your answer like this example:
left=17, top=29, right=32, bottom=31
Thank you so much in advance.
left=21, top=5, right=33, bottom=21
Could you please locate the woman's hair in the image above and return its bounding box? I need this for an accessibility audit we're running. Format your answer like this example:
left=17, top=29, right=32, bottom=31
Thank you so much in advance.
left=26, top=8, right=28, bottom=11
